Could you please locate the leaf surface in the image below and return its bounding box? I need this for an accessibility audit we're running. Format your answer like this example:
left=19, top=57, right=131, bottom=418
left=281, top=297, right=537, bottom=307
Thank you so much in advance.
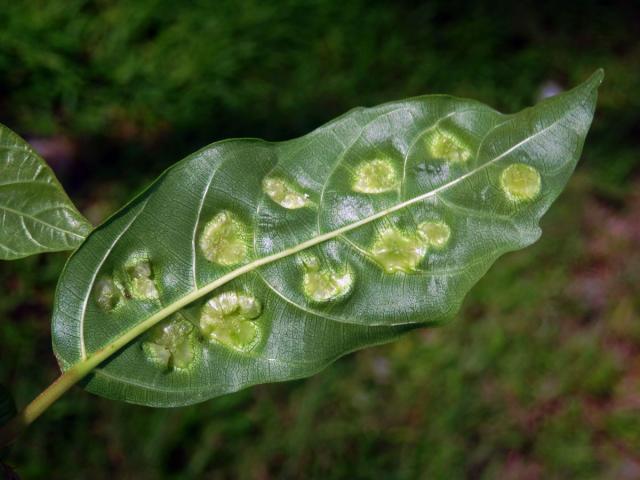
left=52, top=71, right=602, bottom=406
left=0, top=125, right=92, bottom=259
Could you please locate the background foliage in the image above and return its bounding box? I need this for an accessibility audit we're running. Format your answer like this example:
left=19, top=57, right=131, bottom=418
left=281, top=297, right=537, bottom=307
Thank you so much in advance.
left=0, top=0, right=639, bottom=478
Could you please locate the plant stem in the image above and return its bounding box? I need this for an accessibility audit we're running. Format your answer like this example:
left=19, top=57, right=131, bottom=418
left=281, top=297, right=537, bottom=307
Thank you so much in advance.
left=0, top=367, right=84, bottom=446
left=0, top=313, right=157, bottom=446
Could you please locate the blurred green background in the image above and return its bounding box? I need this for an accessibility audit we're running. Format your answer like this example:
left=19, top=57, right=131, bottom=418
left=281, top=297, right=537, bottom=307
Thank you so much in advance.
left=1, top=0, right=639, bottom=478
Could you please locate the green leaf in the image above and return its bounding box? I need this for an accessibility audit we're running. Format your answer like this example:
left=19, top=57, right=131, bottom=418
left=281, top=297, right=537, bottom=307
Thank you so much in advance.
left=0, top=124, right=92, bottom=260
left=52, top=70, right=603, bottom=407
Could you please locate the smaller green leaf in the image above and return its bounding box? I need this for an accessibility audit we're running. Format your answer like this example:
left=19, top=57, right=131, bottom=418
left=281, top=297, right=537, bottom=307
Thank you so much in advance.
left=0, top=124, right=92, bottom=260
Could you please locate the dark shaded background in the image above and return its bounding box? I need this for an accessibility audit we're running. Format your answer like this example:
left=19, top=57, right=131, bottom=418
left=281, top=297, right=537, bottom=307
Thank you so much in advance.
left=1, top=1, right=639, bottom=478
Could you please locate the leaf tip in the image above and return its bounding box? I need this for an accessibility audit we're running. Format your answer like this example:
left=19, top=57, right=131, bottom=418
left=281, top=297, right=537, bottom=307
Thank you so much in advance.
left=589, top=68, right=605, bottom=88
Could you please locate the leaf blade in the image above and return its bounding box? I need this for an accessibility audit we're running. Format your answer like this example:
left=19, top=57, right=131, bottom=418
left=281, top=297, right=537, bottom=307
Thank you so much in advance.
left=52, top=71, right=602, bottom=406
left=0, top=125, right=92, bottom=260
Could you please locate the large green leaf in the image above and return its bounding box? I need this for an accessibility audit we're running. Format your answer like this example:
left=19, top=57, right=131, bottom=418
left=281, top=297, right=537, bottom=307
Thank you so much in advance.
left=52, top=71, right=602, bottom=406
left=0, top=125, right=92, bottom=260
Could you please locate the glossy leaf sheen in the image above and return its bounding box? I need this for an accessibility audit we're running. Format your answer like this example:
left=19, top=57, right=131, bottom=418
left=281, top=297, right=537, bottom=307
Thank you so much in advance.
left=52, top=71, right=602, bottom=406
left=0, top=125, right=92, bottom=259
